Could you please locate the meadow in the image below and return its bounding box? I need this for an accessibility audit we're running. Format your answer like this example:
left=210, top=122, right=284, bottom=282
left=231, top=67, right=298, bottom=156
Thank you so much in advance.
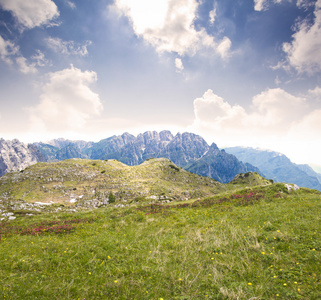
left=0, top=185, right=320, bottom=299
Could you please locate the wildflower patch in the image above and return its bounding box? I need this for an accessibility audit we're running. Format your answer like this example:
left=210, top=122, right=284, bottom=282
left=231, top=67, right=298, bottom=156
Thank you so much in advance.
left=0, top=218, right=95, bottom=241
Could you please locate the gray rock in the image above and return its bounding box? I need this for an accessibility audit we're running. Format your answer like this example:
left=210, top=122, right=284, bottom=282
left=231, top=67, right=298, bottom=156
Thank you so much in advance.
left=0, top=139, right=43, bottom=176
left=285, top=183, right=300, bottom=192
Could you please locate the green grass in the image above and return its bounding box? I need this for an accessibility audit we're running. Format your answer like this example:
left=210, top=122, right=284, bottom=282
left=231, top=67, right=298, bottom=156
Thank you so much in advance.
left=1, top=186, right=320, bottom=299
left=0, top=158, right=223, bottom=206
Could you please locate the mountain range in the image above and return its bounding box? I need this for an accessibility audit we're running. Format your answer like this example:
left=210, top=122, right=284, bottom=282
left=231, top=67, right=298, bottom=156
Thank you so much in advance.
left=225, top=147, right=321, bottom=191
left=0, top=131, right=320, bottom=190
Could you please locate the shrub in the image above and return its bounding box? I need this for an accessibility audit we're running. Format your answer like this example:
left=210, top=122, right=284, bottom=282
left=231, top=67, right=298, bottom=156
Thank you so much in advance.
left=108, top=191, right=116, bottom=203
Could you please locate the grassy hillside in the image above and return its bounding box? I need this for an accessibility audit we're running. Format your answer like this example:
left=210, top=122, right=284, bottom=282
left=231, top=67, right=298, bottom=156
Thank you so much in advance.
left=0, top=158, right=224, bottom=211
left=1, top=178, right=320, bottom=299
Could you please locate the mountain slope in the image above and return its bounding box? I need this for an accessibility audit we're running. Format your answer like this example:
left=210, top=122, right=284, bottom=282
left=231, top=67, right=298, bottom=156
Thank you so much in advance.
left=0, top=158, right=224, bottom=208
left=184, top=143, right=260, bottom=183
left=297, top=164, right=321, bottom=184
left=225, top=147, right=321, bottom=191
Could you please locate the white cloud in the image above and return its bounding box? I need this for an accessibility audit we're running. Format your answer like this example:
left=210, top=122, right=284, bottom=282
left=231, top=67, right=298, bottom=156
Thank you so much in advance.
left=0, top=35, right=19, bottom=64
left=46, top=37, right=92, bottom=56
left=66, top=1, right=76, bottom=9
left=193, top=88, right=307, bottom=133
left=296, top=0, right=315, bottom=9
left=193, top=89, right=246, bottom=128
left=16, top=56, right=37, bottom=74
left=217, top=37, right=232, bottom=59
left=112, top=0, right=231, bottom=59
left=251, top=88, right=307, bottom=128
left=254, top=0, right=291, bottom=11
left=282, top=0, right=321, bottom=73
left=209, top=6, right=216, bottom=25
left=175, top=58, right=184, bottom=72
left=31, top=50, right=49, bottom=67
left=289, top=109, right=321, bottom=140
left=254, top=0, right=267, bottom=11
left=190, top=87, right=321, bottom=163
left=0, top=0, right=59, bottom=29
left=308, top=86, right=321, bottom=100
left=0, top=36, right=48, bottom=73
left=28, top=65, right=103, bottom=132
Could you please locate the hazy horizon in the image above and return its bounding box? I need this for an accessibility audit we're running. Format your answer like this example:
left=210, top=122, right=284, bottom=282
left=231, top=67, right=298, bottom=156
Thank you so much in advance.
left=0, top=0, right=320, bottom=165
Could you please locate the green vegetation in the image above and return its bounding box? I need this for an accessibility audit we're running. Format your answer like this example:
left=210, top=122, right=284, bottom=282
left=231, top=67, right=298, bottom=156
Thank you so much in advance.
left=108, top=191, right=116, bottom=204
left=0, top=158, right=224, bottom=208
left=1, top=183, right=320, bottom=299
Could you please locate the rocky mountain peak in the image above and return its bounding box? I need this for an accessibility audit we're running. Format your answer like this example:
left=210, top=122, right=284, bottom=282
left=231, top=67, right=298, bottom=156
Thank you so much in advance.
left=120, top=132, right=136, bottom=144
left=209, top=142, right=219, bottom=151
left=159, top=130, right=173, bottom=141
left=0, top=139, right=42, bottom=176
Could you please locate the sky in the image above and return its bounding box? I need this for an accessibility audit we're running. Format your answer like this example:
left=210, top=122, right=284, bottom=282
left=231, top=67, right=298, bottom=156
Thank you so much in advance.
left=0, top=0, right=321, bottom=166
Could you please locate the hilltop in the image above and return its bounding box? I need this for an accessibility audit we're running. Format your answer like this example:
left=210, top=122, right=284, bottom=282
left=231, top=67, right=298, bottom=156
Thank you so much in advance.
left=0, top=158, right=223, bottom=212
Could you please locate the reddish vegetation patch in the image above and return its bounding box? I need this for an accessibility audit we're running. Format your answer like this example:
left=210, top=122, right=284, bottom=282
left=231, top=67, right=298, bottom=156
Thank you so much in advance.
left=0, top=218, right=95, bottom=241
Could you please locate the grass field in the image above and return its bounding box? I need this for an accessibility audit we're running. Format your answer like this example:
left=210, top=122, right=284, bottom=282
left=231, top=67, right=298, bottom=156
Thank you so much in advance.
left=0, top=185, right=320, bottom=299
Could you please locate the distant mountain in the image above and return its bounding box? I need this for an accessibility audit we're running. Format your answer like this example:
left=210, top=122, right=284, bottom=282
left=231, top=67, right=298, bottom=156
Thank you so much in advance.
left=33, top=131, right=257, bottom=183
left=185, top=143, right=262, bottom=183
left=2, top=133, right=320, bottom=190
left=310, top=164, right=321, bottom=174
left=0, top=131, right=259, bottom=185
left=225, top=147, right=321, bottom=191
left=297, top=164, right=321, bottom=185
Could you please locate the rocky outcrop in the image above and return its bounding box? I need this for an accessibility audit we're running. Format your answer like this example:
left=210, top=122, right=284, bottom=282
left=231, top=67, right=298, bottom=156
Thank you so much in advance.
left=0, top=139, right=45, bottom=176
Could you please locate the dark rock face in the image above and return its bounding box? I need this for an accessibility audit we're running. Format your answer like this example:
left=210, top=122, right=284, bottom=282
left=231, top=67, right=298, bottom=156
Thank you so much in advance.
left=184, top=144, right=257, bottom=183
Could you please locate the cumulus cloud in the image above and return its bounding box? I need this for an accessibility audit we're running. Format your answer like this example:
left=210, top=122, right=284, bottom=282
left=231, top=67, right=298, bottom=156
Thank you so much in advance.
left=282, top=0, right=321, bottom=73
left=191, top=87, right=312, bottom=143
left=0, top=0, right=59, bottom=29
left=112, top=0, right=231, bottom=59
left=191, top=87, right=321, bottom=163
left=28, top=65, right=103, bottom=132
left=46, top=37, right=92, bottom=56
left=193, top=90, right=246, bottom=129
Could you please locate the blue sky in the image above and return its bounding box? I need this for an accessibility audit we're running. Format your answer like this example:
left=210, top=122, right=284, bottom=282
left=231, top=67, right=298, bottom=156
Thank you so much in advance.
left=0, top=0, right=321, bottom=165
